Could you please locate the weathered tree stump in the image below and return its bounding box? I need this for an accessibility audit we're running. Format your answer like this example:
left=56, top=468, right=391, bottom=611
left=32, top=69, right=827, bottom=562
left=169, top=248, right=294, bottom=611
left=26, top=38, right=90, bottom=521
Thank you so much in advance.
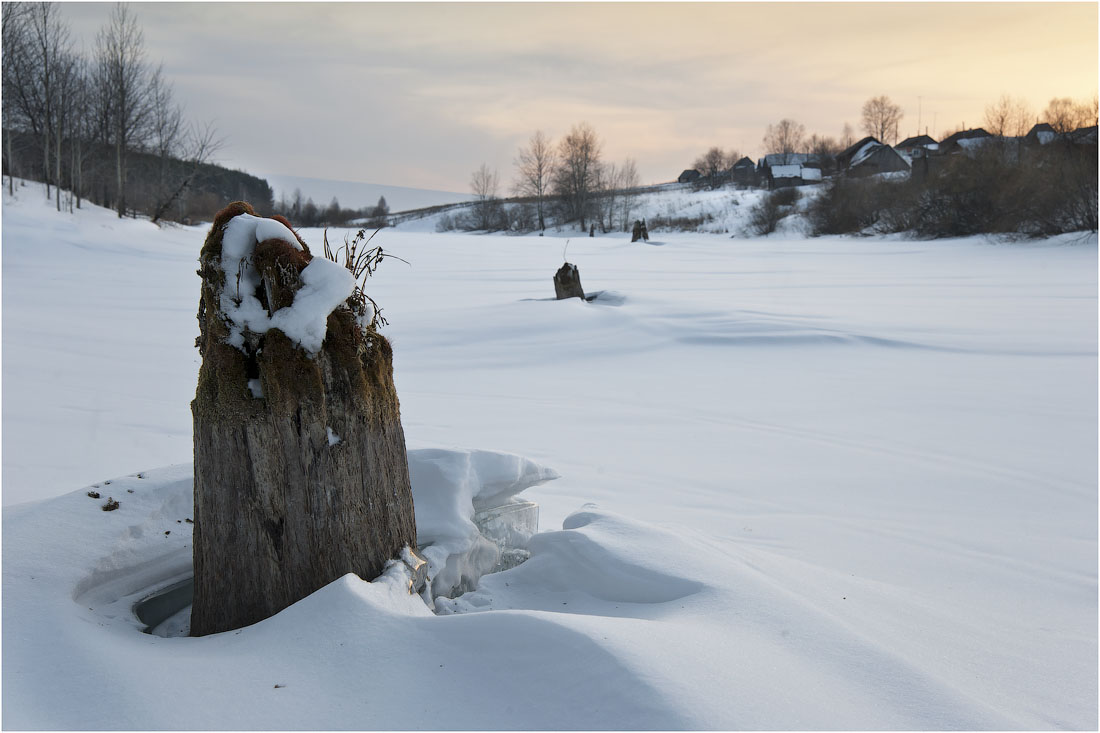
left=190, top=202, right=416, bottom=636
left=554, top=262, right=585, bottom=300
left=631, top=220, right=643, bottom=242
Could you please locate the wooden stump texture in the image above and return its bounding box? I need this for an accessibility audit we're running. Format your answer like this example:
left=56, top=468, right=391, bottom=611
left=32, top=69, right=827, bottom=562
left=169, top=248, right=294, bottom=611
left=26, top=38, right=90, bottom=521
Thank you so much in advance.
left=554, top=262, right=585, bottom=300
left=190, top=202, right=416, bottom=636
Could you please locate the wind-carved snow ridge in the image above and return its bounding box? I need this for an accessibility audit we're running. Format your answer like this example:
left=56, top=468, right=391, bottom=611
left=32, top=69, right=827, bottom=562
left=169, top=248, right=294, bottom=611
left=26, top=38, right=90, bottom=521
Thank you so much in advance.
left=218, top=213, right=356, bottom=355
left=63, top=449, right=557, bottom=637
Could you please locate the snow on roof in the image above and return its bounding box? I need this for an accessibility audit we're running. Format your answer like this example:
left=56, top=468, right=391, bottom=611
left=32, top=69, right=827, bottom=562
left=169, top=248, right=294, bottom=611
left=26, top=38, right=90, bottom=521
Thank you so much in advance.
left=801, top=167, right=822, bottom=181
left=763, top=152, right=813, bottom=166
left=957, top=137, right=991, bottom=149
left=771, top=164, right=802, bottom=178
left=897, top=135, right=936, bottom=148
left=849, top=140, right=882, bottom=167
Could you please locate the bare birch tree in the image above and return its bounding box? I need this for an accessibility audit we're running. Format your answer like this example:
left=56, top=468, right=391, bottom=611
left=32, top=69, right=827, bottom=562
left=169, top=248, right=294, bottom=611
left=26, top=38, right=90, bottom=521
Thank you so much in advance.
left=762, top=119, right=806, bottom=156
left=616, top=157, right=640, bottom=232
left=470, top=163, right=500, bottom=231
left=96, top=3, right=157, bottom=217
left=984, top=94, right=1033, bottom=137
left=553, top=122, right=602, bottom=231
left=692, top=147, right=738, bottom=188
left=2, top=2, right=31, bottom=194
left=861, top=95, right=904, bottom=144
left=1043, top=96, right=1096, bottom=133
left=12, top=3, right=73, bottom=199
left=513, top=130, right=556, bottom=231
left=840, top=122, right=856, bottom=149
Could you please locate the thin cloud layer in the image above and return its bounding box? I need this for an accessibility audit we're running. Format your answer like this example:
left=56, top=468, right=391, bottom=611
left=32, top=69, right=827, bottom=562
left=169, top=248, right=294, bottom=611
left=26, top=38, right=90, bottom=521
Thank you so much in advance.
left=60, top=2, right=1098, bottom=190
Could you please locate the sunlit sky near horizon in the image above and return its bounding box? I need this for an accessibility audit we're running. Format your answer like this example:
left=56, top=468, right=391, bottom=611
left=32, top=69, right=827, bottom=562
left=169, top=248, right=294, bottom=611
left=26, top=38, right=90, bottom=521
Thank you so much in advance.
left=59, top=2, right=1098, bottom=193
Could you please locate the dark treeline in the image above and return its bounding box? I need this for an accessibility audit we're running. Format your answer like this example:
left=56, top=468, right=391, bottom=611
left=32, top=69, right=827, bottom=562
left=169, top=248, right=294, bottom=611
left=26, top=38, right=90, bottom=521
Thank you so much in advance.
left=270, top=191, right=390, bottom=229
left=2, top=2, right=274, bottom=223
left=3, top=128, right=273, bottom=222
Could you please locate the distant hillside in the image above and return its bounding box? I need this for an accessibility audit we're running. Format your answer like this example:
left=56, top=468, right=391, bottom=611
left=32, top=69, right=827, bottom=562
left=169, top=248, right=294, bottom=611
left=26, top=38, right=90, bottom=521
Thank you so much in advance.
left=260, top=173, right=474, bottom=214
left=3, top=128, right=273, bottom=223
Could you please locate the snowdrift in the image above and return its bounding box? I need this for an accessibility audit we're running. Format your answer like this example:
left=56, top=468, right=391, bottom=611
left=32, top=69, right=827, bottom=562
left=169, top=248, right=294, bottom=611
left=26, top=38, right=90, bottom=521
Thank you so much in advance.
left=3, top=183, right=1096, bottom=729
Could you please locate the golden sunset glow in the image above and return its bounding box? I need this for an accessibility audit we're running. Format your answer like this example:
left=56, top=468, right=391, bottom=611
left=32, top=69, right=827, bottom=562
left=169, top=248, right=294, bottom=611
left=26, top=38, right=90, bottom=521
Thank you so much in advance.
left=60, top=2, right=1099, bottom=189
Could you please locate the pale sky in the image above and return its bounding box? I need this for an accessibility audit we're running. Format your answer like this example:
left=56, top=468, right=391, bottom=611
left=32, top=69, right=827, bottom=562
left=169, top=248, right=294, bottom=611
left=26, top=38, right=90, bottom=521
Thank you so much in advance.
left=60, top=2, right=1098, bottom=193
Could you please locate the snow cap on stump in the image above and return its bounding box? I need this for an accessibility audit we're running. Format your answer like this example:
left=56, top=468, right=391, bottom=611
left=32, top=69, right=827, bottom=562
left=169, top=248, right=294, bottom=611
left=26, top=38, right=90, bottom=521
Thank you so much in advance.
left=190, top=201, right=417, bottom=636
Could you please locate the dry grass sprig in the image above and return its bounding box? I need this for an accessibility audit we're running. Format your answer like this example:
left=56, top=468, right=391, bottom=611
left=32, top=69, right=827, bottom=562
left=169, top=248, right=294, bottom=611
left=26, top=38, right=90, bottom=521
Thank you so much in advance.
left=322, top=228, right=410, bottom=330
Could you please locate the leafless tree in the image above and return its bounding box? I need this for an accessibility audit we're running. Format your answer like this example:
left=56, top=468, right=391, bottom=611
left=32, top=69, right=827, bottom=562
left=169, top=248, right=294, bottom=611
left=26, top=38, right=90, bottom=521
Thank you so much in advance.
left=96, top=3, right=158, bottom=217
left=150, top=121, right=224, bottom=224
left=616, top=158, right=640, bottom=231
left=65, top=55, right=95, bottom=209
left=593, top=160, right=615, bottom=232
left=50, top=47, right=82, bottom=211
left=692, top=146, right=739, bottom=188
left=513, top=130, right=556, bottom=231
left=805, top=134, right=841, bottom=174
left=762, top=119, right=806, bottom=157
left=2, top=2, right=32, bottom=194
left=1043, top=96, right=1095, bottom=133
left=861, top=95, right=904, bottom=144
left=470, top=162, right=500, bottom=231
left=6, top=3, right=73, bottom=199
left=840, top=122, right=856, bottom=149
left=553, top=122, right=602, bottom=231
left=1085, top=94, right=1099, bottom=128
left=984, top=94, right=1033, bottom=137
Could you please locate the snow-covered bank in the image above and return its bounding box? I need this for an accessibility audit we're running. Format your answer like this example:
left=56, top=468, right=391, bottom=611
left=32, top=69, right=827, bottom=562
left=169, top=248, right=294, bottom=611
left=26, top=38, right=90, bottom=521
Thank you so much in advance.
left=3, top=183, right=1096, bottom=729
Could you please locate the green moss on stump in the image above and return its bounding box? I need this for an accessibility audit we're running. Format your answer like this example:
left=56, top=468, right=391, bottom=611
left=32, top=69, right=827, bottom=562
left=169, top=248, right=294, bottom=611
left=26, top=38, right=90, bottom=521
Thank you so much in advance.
left=190, top=202, right=415, bottom=637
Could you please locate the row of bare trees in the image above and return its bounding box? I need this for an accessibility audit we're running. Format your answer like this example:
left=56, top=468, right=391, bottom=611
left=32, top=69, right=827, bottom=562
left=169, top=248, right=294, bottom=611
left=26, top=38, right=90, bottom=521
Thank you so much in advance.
left=459, top=123, right=641, bottom=233
left=2, top=2, right=221, bottom=220
left=758, top=96, right=901, bottom=162
left=755, top=92, right=1097, bottom=163
left=980, top=94, right=1098, bottom=138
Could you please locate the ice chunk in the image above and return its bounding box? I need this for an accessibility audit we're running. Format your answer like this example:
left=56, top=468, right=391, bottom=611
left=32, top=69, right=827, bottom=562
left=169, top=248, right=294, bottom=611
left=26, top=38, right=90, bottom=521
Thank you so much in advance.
left=407, top=448, right=556, bottom=599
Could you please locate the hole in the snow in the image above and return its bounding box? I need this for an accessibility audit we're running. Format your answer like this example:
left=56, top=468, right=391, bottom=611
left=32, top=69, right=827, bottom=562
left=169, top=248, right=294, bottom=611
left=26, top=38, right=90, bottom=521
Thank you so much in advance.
left=132, top=498, right=540, bottom=634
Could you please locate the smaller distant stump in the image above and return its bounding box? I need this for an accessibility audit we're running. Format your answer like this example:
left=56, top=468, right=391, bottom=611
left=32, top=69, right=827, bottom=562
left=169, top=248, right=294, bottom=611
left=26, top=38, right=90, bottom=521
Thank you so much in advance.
left=554, top=262, right=585, bottom=300
left=631, top=219, right=650, bottom=243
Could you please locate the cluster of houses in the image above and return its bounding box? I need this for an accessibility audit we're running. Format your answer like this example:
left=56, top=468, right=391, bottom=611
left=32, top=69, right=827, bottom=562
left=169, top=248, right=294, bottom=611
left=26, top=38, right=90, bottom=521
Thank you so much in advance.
left=677, top=122, right=1099, bottom=190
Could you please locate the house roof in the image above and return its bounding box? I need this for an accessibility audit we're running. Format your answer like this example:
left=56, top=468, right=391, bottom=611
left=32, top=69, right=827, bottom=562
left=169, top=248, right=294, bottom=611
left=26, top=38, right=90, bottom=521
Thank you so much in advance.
left=761, top=152, right=815, bottom=167
left=733, top=156, right=755, bottom=169
left=678, top=169, right=701, bottom=180
left=938, top=128, right=991, bottom=148
left=897, top=134, right=936, bottom=148
left=836, top=136, right=880, bottom=168
left=1065, top=125, right=1098, bottom=144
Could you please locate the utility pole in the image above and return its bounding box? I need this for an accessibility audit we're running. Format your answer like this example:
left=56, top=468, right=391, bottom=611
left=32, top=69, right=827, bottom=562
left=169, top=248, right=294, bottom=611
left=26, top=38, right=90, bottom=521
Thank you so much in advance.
left=918, top=96, right=922, bottom=137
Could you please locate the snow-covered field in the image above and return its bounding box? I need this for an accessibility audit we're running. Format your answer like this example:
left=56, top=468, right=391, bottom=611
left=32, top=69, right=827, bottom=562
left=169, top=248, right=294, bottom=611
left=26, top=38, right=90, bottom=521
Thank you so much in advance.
left=3, top=181, right=1096, bottom=729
